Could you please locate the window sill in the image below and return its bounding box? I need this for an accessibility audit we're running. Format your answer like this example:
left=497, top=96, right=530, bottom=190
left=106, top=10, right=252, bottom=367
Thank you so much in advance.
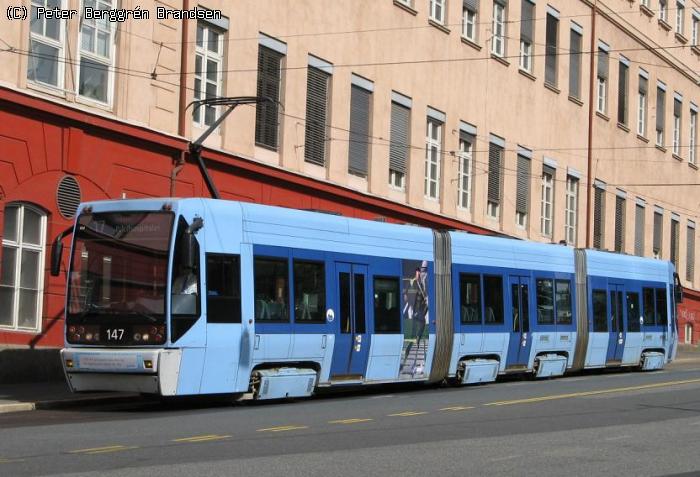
left=617, top=122, right=630, bottom=133
left=659, top=19, right=672, bottom=31
left=637, top=133, right=650, bottom=143
left=393, top=0, right=418, bottom=16
left=595, top=111, right=610, bottom=122
left=689, top=162, right=698, bottom=170
left=693, top=45, right=700, bottom=56
left=75, top=94, right=114, bottom=113
left=544, top=82, right=560, bottom=94
left=490, top=53, right=510, bottom=67
left=672, top=153, right=683, bottom=162
left=461, top=36, right=481, bottom=51
left=655, top=144, right=668, bottom=153
left=255, top=142, right=279, bottom=153
left=675, top=32, right=688, bottom=44
left=518, top=68, right=536, bottom=81
left=568, top=95, right=584, bottom=106
left=428, top=19, right=451, bottom=34
left=640, top=4, right=654, bottom=17
left=26, top=81, right=68, bottom=100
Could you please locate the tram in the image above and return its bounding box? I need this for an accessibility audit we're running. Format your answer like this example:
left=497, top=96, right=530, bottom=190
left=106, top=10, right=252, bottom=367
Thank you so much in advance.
left=56, top=198, right=681, bottom=399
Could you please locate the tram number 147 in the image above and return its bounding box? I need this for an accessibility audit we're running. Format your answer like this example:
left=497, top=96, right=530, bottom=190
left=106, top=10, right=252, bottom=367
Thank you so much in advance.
left=106, top=328, right=125, bottom=341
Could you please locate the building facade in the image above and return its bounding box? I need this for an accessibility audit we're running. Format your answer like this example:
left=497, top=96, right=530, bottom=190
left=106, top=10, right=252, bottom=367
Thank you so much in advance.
left=1, top=0, right=699, bottom=362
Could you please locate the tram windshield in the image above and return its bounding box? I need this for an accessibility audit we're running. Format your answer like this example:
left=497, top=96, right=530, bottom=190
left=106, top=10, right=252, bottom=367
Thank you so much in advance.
left=66, top=212, right=174, bottom=339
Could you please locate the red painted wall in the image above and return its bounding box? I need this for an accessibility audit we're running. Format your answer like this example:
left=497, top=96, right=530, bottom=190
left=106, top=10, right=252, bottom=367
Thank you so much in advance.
left=678, top=289, right=700, bottom=345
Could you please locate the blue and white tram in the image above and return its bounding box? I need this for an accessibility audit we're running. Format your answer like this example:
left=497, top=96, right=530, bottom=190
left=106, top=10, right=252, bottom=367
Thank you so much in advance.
left=58, top=198, right=681, bottom=399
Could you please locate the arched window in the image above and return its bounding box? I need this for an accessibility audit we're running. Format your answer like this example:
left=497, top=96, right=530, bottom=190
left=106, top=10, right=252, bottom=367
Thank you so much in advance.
left=0, top=203, right=47, bottom=331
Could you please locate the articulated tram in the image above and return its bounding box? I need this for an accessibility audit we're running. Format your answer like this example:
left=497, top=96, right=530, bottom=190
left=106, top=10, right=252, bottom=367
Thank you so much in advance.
left=57, top=198, right=681, bottom=399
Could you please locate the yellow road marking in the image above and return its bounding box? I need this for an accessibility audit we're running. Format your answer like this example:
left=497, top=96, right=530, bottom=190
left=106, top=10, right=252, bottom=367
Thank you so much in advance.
left=329, top=418, right=374, bottom=424
left=173, top=434, right=231, bottom=443
left=257, top=425, right=309, bottom=432
left=484, top=378, right=700, bottom=406
left=388, top=411, right=428, bottom=417
left=440, top=406, right=475, bottom=411
left=0, top=458, right=25, bottom=464
left=69, top=445, right=136, bottom=455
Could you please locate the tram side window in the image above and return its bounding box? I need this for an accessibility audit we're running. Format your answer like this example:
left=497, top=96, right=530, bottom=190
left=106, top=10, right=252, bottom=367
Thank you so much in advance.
left=206, top=254, right=241, bottom=323
left=536, top=278, right=554, bottom=324
left=592, top=289, right=608, bottom=332
left=171, top=217, right=201, bottom=342
left=555, top=279, right=573, bottom=325
left=459, top=274, right=482, bottom=324
left=643, top=287, right=655, bottom=325
left=254, top=257, right=289, bottom=322
left=656, top=288, right=668, bottom=326
left=626, top=292, right=641, bottom=332
left=483, top=275, right=504, bottom=325
left=374, top=276, right=401, bottom=333
left=293, top=260, right=326, bottom=324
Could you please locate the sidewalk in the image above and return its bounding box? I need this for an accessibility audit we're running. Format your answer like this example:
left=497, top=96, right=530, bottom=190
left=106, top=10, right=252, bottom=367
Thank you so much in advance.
left=1, top=347, right=699, bottom=414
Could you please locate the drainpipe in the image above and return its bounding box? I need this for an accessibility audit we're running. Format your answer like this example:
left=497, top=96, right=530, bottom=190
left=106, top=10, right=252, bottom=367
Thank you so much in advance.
left=585, top=0, right=597, bottom=249
left=171, top=0, right=190, bottom=196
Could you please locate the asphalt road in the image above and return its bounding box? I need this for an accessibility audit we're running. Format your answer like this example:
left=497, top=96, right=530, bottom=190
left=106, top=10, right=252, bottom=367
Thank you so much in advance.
left=2, top=363, right=700, bottom=477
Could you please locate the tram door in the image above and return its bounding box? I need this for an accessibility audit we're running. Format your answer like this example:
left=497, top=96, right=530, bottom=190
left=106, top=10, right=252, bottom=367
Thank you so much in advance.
left=506, top=275, right=532, bottom=368
left=606, top=284, right=626, bottom=363
left=330, top=263, right=371, bottom=379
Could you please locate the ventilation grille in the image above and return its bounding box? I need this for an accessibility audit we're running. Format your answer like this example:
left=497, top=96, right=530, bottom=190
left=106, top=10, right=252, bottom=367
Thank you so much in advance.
left=56, top=176, right=81, bottom=219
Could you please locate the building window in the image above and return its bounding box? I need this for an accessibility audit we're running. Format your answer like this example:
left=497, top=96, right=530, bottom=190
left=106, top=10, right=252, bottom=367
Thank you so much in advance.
left=458, top=132, right=475, bottom=210
left=569, top=26, right=582, bottom=100
left=614, top=194, right=626, bottom=253
left=77, top=0, right=116, bottom=104
left=690, top=108, right=697, bottom=165
left=656, top=84, right=666, bottom=147
left=617, top=59, right=629, bottom=126
left=641, top=0, right=649, bottom=7
left=0, top=204, right=46, bottom=331
left=687, top=222, right=695, bottom=283
left=685, top=323, right=693, bottom=344
left=659, top=0, right=668, bottom=23
left=193, top=22, right=224, bottom=127
left=28, top=0, right=65, bottom=88
left=635, top=202, right=645, bottom=256
left=676, top=1, right=685, bottom=35
left=544, top=10, right=558, bottom=86
left=487, top=139, right=504, bottom=219
left=565, top=176, right=578, bottom=245
left=540, top=165, right=554, bottom=237
left=596, top=44, right=609, bottom=115
left=520, top=0, right=535, bottom=73
left=673, top=95, right=682, bottom=157
left=692, top=14, right=699, bottom=45
left=515, top=153, right=531, bottom=228
left=593, top=183, right=605, bottom=249
left=304, top=64, right=331, bottom=166
left=653, top=209, right=663, bottom=258
left=255, top=43, right=284, bottom=150
left=425, top=117, right=442, bottom=200
left=430, top=0, right=446, bottom=24
left=462, top=0, right=478, bottom=42
left=348, top=80, right=373, bottom=178
left=670, top=216, right=680, bottom=269
left=389, top=98, right=410, bottom=190
left=491, top=1, right=506, bottom=57
left=638, top=72, right=648, bottom=137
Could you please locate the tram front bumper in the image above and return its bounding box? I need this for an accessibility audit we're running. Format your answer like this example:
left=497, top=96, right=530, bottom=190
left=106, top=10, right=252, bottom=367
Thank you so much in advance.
left=61, top=348, right=182, bottom=396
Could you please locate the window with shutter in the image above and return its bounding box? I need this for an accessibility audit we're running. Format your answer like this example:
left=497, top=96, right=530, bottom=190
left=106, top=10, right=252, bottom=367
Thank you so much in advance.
left=617, top=60, right=629, bottom=126
left=544, top=12, right=558, bottom=86
left=687, top=223, right=695, bottom=283
left=656, top=85, right=666, bottom=146
left=565, top=176, right=578, bottom=245
left=653, top=210, right=663, bottom=258
left=304, top=66, right=331, bottom=166
left=569, top=28, right=582, bottom=99
left=487, top=141, right=504, bottom=218
left=491, top=1, right=506, bottom=57
left=389, top=101, right=410, bottom=189
left=515, top=154, right=530, bottom=227
left=690, top=109, right=698, bottom=165
left=673, top=96, right=682, bottom=156
left=596, top=46, right=609, bottom=114
left=520, top=0, right=534, bottom=73
left=255, top=46, right=283, bottom=150
left=638, top=73, right=648, bottom=136
left=614, top=195, right=626, bottom=252
left=540, top=165, right=554, bottom=237
left=348, top=84, right=372, bottom=177
left=593, top=185, right=605, bottom=249
left=634, top=203, right=645, bottom=256
left=670, top=218, right=680, bottom=268
left=462, top=0, right=479, bottom=42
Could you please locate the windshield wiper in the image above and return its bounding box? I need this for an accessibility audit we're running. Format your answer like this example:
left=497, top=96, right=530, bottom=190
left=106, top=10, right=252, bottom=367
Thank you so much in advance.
left=70, top=302, right=106, bottom=323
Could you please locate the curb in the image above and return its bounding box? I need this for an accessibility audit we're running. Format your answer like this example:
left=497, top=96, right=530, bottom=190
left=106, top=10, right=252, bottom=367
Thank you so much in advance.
left=0, top=393, right=142, bottom=414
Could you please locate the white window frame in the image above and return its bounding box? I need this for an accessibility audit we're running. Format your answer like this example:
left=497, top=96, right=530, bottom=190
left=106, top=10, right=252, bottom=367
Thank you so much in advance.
left=596, top=77, right=607, bottom=115
left=76, top=0, right=117, bottom=106
left=638, top=89, right=647, bottom=137
left=673, top=110, right=682, bottom=156
left=519, top=40, right=532, bottom=73
left=690, top=110, right=697, bottom=165
left=660, top=1, right=668, bottom=23
left=193, top=22, right=225, bottom=128
left=491, top=2, right=506, bottom=57
left=641, top=0, right=649, bottom=7
left=685, top=323, right=693, bottom=344
left=425, top=118, right=442, bottom=200
left=565, top=176, right=578, bottom=245
left=28, top=0, right=66, bottom=90
left=458, top=137, right=473, bottom=210
left=692, top=16, right=699, bottom=45
left=462, top=4, right=477, bottom=42
left=0, top=204, right=47, bottom=332
left=540, top=168, right=554, bottom=237
left=430, top=0, right=446, bottom=24
left=389, top=170, right=405, bottom=190
left=676, top=2, right=685, bottom=35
